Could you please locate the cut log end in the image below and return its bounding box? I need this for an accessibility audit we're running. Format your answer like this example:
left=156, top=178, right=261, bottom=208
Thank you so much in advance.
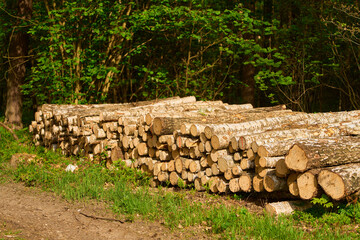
left=285, top=144, right=308, bottom=172
left=297, top=172, right=318, bottom=200
left=318, top=170, right=345, bottom=200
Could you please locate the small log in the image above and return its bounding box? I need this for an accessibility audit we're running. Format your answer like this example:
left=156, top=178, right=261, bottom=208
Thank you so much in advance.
left=265, top=201, right=312, bottom=216
left=240, top=158, right=255, bottom=170
left=217, top=178, right=229, bottom=193
left=169, top=172, right=180, bottom=185
left=264, top=171, right=287, bottom=192
left=275, top=158, right=290, bottom=177
left=211, top=135, right=231, bottom=150
left=229, top=178, right=241, bottom=193
left=253, top=175, right=264, bottom=192
left=239, top=172, right=254, bottom=192
left=224, top=168, right=234, bottom=180
left=258, top=156, right=284, bottom=168
left=194, top=178, right=206, bottom=191
left=232, top=165, right=243, bottom=176
left=218, top=155, right=235, bottom=173
left=287, top=173, right=300, bottom=197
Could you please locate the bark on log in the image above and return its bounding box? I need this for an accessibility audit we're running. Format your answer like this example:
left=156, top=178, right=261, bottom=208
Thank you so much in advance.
left=285, top=137, right=360, bottom=172
left=265, top=201, right=312, bottom=216
left=318, top=163, right=360, bottom=200
left=264, top=171, right=287, bottom=192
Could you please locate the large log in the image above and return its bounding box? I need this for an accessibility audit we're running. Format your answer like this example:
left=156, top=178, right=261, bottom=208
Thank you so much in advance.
left=318, top=163, right=360, bottom=200
left=285, top=137, right=360, bottom=172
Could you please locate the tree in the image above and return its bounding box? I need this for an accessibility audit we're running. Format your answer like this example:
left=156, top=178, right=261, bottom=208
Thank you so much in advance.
left=4, top=0, right=32, bottom=128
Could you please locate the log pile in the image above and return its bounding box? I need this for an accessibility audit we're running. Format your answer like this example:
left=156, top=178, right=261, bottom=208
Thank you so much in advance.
left=29, top=96, right=360, bottom=202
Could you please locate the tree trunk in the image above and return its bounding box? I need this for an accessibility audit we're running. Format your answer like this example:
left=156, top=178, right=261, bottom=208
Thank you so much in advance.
left=5, top=0, right=33, bottom=128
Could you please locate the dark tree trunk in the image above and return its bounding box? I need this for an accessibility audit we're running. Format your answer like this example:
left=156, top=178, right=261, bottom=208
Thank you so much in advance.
left=240, top=1, right=256, bottom=105
left=240, top=64, right=255, bottom=105
left=5, top=0, right=32, bottom=129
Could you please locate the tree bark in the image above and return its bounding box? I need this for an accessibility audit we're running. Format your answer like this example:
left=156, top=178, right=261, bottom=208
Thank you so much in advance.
left=285, top=137, right=360, bottom=172
left=318, top=163, right=360, bottom=200
left=5, top=0, right=33, bottom=128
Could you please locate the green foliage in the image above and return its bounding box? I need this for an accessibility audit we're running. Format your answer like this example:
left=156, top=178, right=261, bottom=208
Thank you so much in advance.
left=6, top=0, right=291, bottom=106
left=311, top=194, right=334, bottom=209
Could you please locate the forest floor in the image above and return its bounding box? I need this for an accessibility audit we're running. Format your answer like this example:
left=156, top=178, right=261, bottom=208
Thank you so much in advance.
left=0, top=180, right=264, bottom=240
left=0, top=181, right=199, bottom=240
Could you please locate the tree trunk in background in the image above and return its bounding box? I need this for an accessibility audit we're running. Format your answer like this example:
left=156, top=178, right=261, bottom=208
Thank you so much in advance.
left=5, top=0, right=32, bottom=129
left=240, top=1, right=256, bottom=105
left=240, top=64, right=255, bottom=105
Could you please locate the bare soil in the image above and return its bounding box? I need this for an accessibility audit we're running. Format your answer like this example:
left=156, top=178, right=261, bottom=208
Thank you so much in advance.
left=0, top=182, right=212, bottom=240
left=0, top=176, right=267, bottom=240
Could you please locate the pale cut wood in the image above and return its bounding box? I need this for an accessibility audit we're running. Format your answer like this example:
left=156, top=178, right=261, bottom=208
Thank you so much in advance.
left=204, top=113, right=308, bottom=139
left=194, top=178, right=206, bottom=191
left=239, top=126, right=344, bottom=151
left=158, top=171, right=169, bottom=182
left=218, top=155, right=235, bottom=173
left=257, top=167, right=274, bottom=178
left=265, top=201, right=312, bottom=216
left=287, top=173, right=300, bottom=197
left=200, top=156, right=208, bottom=168
left=224, top=168, right=234, bottom=180
left=229, top=178, right=241, bottom=193
left=233, top=152, right=242, bottom=161
left=211, top=135, right=231, bottom=150
left=285, top=137, right=360, bottom=172
left=205, top=141, right=212, bottom=152
left=258, top=156, right=283, bottom=168
left=253, top=175, right=264, bottom=192
left=239, top=172, right=254, bottom=192
left=258, top=139, right=297, bottom=158
left=190, top=124, right=207, bottom=137
left=205, top=167, right=212, bottom=177
left=137, top=142, right=149, bottom=156
left=210, top=149, right=231, bottom=163
left=211, top=163, right=220, bottom=176
left=232, top=165, right=243, bottom=176
left=209, top=176, right=219, bottom=193
left=275, top=158, right=290, bottom=177
left=230, top=136, right=240, bottom=151
left=189, top=160, right=201, bottom=173
left=318, top=163, right=360, bottom=200
left=187, top=172, right=199, bottom=182
left=240, top=158, right=255, bottom=170
left=201, top=175, right=210, bottom=185
left=217, top=178, right=229, bottom=193
left=175, top=157, right=185, bottom=173
left=297, top=170, right=320, bottom=200
left=264, top=171, right=287, bottom=192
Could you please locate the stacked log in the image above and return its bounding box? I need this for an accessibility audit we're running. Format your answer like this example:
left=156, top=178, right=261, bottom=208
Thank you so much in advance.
left=29, top=96, right=360, bottom=203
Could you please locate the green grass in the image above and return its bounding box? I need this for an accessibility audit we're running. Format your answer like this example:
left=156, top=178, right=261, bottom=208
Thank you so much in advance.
left=1, top=127, right=360, bottom=239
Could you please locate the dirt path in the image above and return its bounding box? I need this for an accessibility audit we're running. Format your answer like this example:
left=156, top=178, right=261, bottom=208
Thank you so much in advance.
left=0, top=182, right=208, bottom=240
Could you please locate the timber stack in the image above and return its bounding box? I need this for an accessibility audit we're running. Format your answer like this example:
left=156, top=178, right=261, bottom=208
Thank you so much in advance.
left=29, top=96, right=360, bottom=202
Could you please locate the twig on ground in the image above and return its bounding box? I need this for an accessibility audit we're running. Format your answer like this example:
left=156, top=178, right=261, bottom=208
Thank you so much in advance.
left=0, top=122, right=19, bottom=140
left=79, top=212, right=125, bottom=223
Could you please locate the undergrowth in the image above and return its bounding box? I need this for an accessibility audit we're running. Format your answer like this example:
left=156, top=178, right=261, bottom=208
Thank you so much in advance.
left=0, top=127, right=360, bottom=239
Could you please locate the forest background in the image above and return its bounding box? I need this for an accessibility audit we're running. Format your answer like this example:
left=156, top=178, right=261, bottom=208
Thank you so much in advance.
left=1, top=0, right=359, bottom=128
